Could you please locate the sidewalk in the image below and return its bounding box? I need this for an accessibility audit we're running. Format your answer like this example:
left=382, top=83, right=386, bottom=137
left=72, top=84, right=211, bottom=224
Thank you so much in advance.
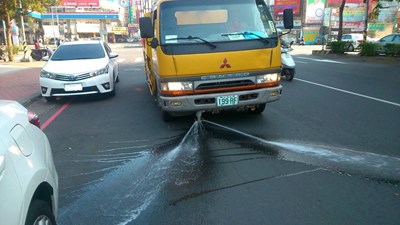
left=0, top=49, right=45, bottom=105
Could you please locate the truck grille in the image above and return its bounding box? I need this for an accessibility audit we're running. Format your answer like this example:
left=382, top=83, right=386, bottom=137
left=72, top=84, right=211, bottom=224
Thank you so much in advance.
left=196, top=80, right=254, bottom=90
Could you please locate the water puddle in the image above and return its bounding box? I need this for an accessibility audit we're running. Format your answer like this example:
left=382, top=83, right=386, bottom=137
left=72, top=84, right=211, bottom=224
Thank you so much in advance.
left=57, top=122, right=206, bottom=225
left=58, top=119, right=400, bottom=224
left=203, top=120, right=400, bottom=183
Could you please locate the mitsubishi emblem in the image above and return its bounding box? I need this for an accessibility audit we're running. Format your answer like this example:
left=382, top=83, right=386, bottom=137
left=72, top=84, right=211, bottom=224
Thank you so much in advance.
left=220, top=58, right=231, bottom=69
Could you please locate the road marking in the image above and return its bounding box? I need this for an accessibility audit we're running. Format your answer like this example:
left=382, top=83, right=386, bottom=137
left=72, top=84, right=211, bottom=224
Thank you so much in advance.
left=295, top=61, right=308, bottom=64
left=295, top=78, right=400, bottom=107
left=41, top=98, right=73, bottom=130
left=297, top=56, right=348, bottom=64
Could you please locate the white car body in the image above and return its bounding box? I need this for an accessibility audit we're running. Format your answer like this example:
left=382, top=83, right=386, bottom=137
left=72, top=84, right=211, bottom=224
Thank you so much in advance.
left=342, top=33, right=363, bottom=51
left=0, top=100, right=58, bottom=225
left=40, top=40, right=119, bottom=100
left=374, top=34, right=400, bottom=54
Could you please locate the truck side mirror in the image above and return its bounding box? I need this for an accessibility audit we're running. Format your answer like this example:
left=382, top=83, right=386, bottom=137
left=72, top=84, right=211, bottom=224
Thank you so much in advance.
left=139, top=17, right=154, bottom=38
left=283, top=9, right=294, bottom=29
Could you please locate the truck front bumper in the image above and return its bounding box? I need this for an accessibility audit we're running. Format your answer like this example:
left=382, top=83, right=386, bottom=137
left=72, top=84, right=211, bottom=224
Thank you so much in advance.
left=158, top=85, right=282, bottom=113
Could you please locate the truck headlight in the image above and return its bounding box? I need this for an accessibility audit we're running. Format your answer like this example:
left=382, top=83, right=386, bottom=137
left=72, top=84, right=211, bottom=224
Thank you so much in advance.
left=257, top=73, right=279, bottom=83
left=40, top=70, right=56, bottom=79
left=160, top=82, right=193, bottom=91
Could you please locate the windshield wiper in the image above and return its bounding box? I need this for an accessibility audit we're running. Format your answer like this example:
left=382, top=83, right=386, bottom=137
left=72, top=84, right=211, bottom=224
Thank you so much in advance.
left=166, top=36, right=216, bottom=49
left=221, top=31, right=270, bottom=44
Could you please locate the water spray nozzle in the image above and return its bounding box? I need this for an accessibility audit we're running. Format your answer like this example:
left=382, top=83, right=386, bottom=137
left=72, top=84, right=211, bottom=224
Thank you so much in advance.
left=196, top=111, right=203, bottom=122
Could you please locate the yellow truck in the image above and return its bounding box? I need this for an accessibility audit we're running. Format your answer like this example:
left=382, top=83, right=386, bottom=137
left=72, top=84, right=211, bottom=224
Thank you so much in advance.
left=139, top=0, right=293, bottom=121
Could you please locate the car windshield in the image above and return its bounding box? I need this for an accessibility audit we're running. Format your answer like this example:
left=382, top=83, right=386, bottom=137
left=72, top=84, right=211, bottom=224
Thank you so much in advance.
left=159, top=0, right=277, bottom=45
left=342, top=35, right=351, bottom=40
left=51, top=43, right=105, bottom=61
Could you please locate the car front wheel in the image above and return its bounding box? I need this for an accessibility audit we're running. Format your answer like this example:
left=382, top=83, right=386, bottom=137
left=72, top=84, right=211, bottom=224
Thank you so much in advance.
left=44, top=96, right=56, bottom=102
left=346, top=43, right=354, bottom=52
left=25, top=199, right=56, bottom=225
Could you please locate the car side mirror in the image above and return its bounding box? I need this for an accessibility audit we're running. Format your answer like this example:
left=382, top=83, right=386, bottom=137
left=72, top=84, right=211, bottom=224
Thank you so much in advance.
left=42, top=56, right=49, bottom=61
left=109, top=53, right=119, bottom=59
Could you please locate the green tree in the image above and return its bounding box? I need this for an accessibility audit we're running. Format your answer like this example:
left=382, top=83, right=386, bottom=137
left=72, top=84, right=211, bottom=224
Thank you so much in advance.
left=0, top=0, right=58, bottom=61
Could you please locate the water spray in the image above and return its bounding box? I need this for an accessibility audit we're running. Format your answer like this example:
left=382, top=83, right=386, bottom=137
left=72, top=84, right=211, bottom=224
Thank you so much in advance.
left=195, top=111, right=204, bottom=122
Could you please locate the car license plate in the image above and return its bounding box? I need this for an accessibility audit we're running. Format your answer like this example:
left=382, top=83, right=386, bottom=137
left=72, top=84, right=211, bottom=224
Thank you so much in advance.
left=64, top=83, right=83, bottom=92
left=217, top=95, right=238, bottom=107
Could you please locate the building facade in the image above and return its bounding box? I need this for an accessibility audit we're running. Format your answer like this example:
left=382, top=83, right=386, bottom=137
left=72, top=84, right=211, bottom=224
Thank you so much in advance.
left=270, top=0, right=400, bottom=45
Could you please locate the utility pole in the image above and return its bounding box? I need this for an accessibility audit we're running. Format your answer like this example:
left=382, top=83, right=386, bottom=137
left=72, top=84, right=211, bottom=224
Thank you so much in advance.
left=19, top=0, right=30, bottom=61
left=363, top=0, right=369, bottom=42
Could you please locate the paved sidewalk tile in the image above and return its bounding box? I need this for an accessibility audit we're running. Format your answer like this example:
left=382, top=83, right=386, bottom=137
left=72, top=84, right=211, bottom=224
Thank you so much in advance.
left=0, top=67, right=42, bottom=105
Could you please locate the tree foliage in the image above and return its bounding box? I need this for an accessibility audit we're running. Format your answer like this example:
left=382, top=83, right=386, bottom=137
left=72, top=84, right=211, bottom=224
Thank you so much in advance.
left=0, top=0, right=59, bottom=61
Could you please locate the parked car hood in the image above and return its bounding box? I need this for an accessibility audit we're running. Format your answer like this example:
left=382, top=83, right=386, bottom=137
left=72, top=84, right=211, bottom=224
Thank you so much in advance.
left=43, top=58, right=109, bottom=74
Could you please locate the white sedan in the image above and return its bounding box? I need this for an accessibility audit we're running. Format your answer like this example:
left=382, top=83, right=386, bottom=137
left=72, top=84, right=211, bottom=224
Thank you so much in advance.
left=0, top=100, right=58, bottom=225
left=40, top=40, right=119, bottom=101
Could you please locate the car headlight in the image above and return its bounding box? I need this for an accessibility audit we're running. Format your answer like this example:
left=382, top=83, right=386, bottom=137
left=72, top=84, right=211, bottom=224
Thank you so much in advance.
left=92, top=65, right=109, bottom=76
left=257, top=73, right=279, bottom=83
left=160, top=82, right=193, bottom=92
left=40, top=70, right=56, bottom=79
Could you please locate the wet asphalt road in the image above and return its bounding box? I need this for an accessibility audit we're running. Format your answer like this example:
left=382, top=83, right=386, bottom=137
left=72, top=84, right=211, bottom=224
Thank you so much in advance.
left=27, top=43, right=400, bottom=224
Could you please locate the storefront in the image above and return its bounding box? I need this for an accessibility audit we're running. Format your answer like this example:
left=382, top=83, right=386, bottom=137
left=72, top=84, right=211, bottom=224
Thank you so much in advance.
left=111, top=27, right=129, bottom=42
left=29, top=11, right=119, bottom=42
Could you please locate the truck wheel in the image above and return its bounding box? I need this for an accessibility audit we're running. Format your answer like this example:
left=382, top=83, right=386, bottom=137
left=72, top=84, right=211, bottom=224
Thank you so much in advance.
left=25, top=199, right=56, bottom=225
left=162, top=111, right=174, bottom=122
left=249, top=103, right=266, bottom=114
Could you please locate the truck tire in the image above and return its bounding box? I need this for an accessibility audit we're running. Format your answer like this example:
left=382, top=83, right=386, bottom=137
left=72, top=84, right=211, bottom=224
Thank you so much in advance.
left=162, top=111, right=174, bottom=122
left=25, top=199, right=56, bottom=225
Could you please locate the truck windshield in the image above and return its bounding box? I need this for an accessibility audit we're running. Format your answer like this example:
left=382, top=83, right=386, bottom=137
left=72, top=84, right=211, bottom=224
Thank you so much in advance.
left=159, top=0, right=277, bottom=45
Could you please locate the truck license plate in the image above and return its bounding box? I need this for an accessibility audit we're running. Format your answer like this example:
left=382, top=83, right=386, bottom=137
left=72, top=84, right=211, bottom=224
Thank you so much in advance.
left=217, top=95, right=238, bottom=107
left=64, top=83, right=83, bottom=92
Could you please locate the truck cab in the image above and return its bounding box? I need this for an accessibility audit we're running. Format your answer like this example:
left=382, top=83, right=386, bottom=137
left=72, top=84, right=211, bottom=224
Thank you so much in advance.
left=140, top=0, right=293, bottom=121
